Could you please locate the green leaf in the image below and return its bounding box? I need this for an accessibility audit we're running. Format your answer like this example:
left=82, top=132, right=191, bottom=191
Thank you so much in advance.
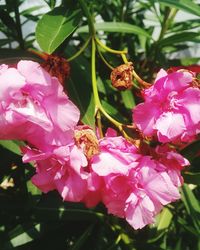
left=0, top=10, right=17, bottom=35
left=121, top=90, right=135, bottom=109
left=77, top=22, right=151, bottom=38
left=0, top=140, right=23, bottom=155
left=181, top=184, right=200, bottom=232
left=36, top=7, right=81, bottom=54
left=157, top=208, right=173, bottom=231
left=20, top=5, right=44, bottom=16
left=148, top=208, right=173, bottom=243
left=177, top=217, right=199, bottom=236
left=102, top=100, right=126, bottom=123
left=158, top=32, right=200, bottom=47
left=181, top=140, right=200, bottom=161
left=174, top=239, right=182, bottom=250
left=157, top=0, right=200, bottom=17
left=34, top=205, right=104, bottom=222
left=70, top=224, right=94, bottom=250
left=182, top=172, right=200, bottom=185
left=66, top=48, right=95, bottom=128
left=27, top=180, right=41, bottom=196
left=4, top=223, right=41, bottom=249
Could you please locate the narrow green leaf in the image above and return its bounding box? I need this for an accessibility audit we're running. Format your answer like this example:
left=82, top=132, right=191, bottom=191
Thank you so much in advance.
left=148, top=208, right=173, bottom=243
left=34, top=205, right=104, bottom=222
left=70, top=224, right=94, bottom=250
left=181, top=140, right=200, bottom=161
left=0, top=140, right=23, bottom=155
left=158, top=0, right=200, bottom=17
left=102, top=100, right=126, bottom=123
left=181, top=184, right=200, bottom=232
left=174, top=238, right=182, bottom=250
left=4, top=223, right=41, bottom=248
left=157, top=208, right=173, bottom=231
left=182, top=172, right=200, bottom=185
left=66, top=48, right=95, bottom=128
left=20, top=5, right=44, bottom=16
left=158, top=32, right=200, bottom=47
left=121, top=90, right=135, bottom=109
left=0, top=10, right=17, bottom=34
left=68, top=77, right=95, bottom=127
left=177, top=217, right=199, bottom=236
left=27, top=180, right=41, bottom=196
left=77, top=22, right=151, bottom=38
left=36, top=7, right=81, bottom=54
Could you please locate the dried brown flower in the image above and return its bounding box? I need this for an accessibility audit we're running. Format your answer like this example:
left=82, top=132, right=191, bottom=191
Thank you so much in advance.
left=41, top=54, right=70, bottom=85
left=110, top=62, right=133, bottom=90
left=74, top=126, right=100, bottom=160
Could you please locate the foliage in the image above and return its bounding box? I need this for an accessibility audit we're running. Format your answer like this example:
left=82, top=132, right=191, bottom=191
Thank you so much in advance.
left=0, top=0, right=200, bottom=249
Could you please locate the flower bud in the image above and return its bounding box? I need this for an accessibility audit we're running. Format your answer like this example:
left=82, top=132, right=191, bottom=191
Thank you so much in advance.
left=110, top=62, right=133, bottom=90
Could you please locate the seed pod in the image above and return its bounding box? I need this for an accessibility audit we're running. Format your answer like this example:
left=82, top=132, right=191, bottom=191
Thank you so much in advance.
left=110, top=62, right=133, bottom=90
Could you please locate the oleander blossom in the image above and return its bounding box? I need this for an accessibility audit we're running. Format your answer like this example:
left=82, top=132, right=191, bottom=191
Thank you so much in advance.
left=133, top=69, right=200, bottom=143
left=0, top=60, right=80, bottom=149
left=22, top=126, right=102, bottom=208
left=91, top=135, right=189, bottom=229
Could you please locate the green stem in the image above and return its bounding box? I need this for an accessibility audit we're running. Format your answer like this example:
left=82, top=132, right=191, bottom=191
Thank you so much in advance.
left=121, top=54, right=151, bottom=88
left=68, top=36, right=91, bottom=62
left=95, top=37, right=127, bottom=54
left=91, top=38, right=101, bottom=107
left=78, top=0, right=95, bottom=35
left=121, top=53, right=128, bottom=63
left=132, top=69, right=151, bottom=88
left=96, top=111, right=104, bottom=138
left=158, top=7, right=178, bottom=41
left=97, top=47, right=114, bottom=70
left=91, top=38, right=128, bottom=135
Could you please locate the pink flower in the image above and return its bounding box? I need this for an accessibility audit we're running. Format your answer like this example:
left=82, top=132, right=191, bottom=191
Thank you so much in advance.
left=0, top=60, right=80, bottom=149
left=22, top=125, right=102, bottom=207
left=22, top=143, right=101, bottom=206
left=91, top=136, right=189, bottom=229
left=133, top=69, right=200, bottom=143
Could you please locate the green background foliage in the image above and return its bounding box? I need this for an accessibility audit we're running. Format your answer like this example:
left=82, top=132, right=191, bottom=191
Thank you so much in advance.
left=0, top=0, right=200, bottom=249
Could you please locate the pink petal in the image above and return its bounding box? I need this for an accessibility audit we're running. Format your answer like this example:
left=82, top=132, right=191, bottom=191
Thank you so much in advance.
left=155, top=111, right=186, bottom=142
left=92, top=152, right=130, bottom=176
left=178, top=87, right=200, bottom=125
left=70, top=146, right=88, bottom=177
left=133, top=102, right=160, bottom=136
left=17, top=60, right=51, bottom=85
left=0, top=68, right=25, bottom=99
left=55, top=172, right=87, bottom=202
left=145, top=171, right=180, bottom=205
left=155, top=69, right=168, bottom=81
left=125, top=193, right=155, bottom=229
left=31, top=171, right=55, bottom=193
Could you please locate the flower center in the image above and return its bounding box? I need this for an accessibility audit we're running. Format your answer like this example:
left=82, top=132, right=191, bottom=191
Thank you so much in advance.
left=164, top=91, right=179, bottom=111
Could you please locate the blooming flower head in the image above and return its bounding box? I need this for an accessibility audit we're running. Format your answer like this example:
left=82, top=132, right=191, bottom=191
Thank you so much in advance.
left=133, top=69, right=200, bottom=143
left=91, top=135, right=189, bottom=229
left=22, top=126, right=101, bottom=207
left=0, top=60, right=80, bottom=149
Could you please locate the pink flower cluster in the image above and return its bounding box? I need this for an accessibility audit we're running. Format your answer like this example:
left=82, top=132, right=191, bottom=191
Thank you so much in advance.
left=0, top=61, right=193, bottom=230
left=91, top=134, right=189, bottom=229
left=133, top=69, right=200, bottom=143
